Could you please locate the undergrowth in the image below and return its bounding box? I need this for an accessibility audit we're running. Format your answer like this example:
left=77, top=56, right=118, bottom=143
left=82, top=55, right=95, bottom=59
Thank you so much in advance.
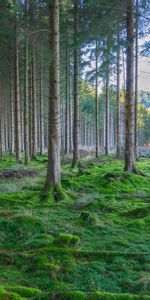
left=0, top=154, right=150, bottom=299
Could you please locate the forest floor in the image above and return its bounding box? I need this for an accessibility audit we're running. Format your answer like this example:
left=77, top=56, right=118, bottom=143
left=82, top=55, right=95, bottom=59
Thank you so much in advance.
left=0, top=154, right=150, bottom=300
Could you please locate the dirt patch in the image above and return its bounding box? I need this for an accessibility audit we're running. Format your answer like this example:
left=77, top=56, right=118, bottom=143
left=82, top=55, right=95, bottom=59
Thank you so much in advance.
left=0, top=211, right=15, bottom=217
left=0, top=169, right=39, bottom=180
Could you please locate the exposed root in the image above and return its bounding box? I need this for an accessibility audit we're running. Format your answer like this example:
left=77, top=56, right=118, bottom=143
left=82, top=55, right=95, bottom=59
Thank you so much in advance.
left=41, top=183, right=69, bottom=202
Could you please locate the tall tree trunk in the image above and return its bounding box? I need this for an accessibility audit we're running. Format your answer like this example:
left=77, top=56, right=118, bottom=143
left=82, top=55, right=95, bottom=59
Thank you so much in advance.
left=32, top=45, right=37, bottom=158
left=134, top=0, right=139, bottom=159
left=24, top=0, right=30, bottom=164
left=65, top=48, right=69, bottom=154
left=29, top=66, right=32, bottom=156
left=14, top=16, right=21, bottom=163
left=105, top=73, right=109, bottom=155
left=116, top=22, right=121, bottom=159
left=125, top=0, right=135, bottom=171
left=95, top=39, right=99, bottom=158
left=10, top=59, right=15, bottom=154
left=45, top=0, right=61, bottom=190
left=0, top=72, right=2, bottom=162
left=39, top=53, right=44, bottom=155
left=69, top=80, right=72, bottom=152
left=72, top=0, right=80, bottom=167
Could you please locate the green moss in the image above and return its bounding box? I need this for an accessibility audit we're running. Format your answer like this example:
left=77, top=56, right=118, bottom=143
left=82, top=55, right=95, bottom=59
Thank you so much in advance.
left=78, top=211, right=96, bottom=224
left=7, top=286, right=41, bottom=298
left=1, top=158, right=150, bottom=297
left=61, top=291, right=86, bottom=300
left=41, top=183, right=69, bottom=202
left=25, top=235, right=54, bottom=249
left=122, top=206, right=150, bottom=219
left=55, top=233, right=80, bottom=247
left=45, top=263, right=60, bottom=272
left=89, top=291, right=150, bottom=299
left=0, top=287, right=26, bottom=300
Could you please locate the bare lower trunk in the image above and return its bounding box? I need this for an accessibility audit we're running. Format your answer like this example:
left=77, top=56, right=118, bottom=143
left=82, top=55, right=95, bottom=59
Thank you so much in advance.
left=0, top=72, right=2, bottom=162
left=46, top=0, right=61, bottom=186
left=134, top=0, right=139, bottom=159
left=125, top=0, right=135, bottom=171
left=65, top=48, right=69, bottom=154
left=29, top=66, right=32, bottom=156
left=95, top=39, right=99, bottom=158
left=105, top=73, right=109, bottom=155
left=116, top=22, right=121, bottom=159
left=32, top=46, right=37, bottom=158
left=14, top=17, right=21, bottom=163
left=10, top=58, right=15, bottom=154
left=24, top=0, right=30, bottom=164
left=39, top=54, right=44, bottom=155
left=72, top=0, right=80, bottom=167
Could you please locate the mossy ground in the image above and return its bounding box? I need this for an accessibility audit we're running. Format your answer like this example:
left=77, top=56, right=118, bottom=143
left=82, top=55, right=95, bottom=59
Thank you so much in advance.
left=0, top=153, right=150, bottom=299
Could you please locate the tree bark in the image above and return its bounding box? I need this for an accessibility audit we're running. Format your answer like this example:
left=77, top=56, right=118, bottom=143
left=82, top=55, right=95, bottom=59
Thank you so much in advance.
left=116, top=22, right=121, bottom=159
left=65, top=48, right=69, bottom=154
left=105, top=73, right=109, bottom=155
left=24, top=0, right=30, bottom=164
left=46, top=0, right=61, bottom=187
left=0, top=72, right=2, bottom=162
left=39, top=52, right=44, bottom=155
left=31, top=45, right=37, bottom=158
left=125, top=0, right=135, bottom=171
left=10, top=53, right=15, bottom=155
left=95, top=39, right=99, bottom=158
left=14, top=15, right=21, bottom=163
left=29, top=66, right=32, bottom=157
left=134, top=0, right=139, bottom=159
left=72, top=0, right=80, bottom=167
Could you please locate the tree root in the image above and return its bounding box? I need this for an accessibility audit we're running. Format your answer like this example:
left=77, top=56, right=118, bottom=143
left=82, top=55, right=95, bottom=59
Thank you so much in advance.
left=41, top=183, right=69, bottom=202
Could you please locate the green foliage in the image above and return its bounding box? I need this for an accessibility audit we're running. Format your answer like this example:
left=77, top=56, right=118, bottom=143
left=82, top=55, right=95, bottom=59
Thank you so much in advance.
left=90, top=291, right=150, bottom=299
left=1, top=157, right=150, bottom=299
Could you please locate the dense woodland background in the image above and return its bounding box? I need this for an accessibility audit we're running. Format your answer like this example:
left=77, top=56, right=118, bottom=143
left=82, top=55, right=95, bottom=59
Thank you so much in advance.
left=0, top=0, right=150, bottom=171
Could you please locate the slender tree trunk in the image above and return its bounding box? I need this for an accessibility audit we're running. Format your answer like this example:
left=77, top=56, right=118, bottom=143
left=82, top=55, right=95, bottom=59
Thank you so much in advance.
left=69, top=80, right=72, bottom=152
left=95, top=39, right=99, bottom=158
left=14, top=16, right=21, bottom=163
left=39, top=53, right=44, bottom=155
left=72, top=0, right=80, bottom=167
left=10, top=59, right=15, bottom=154
left=0, top=72, right=2, bottom=162
left=65, top=48, right=69, bottom=154
left=125, top=0, right=135, bottom=171
left=24, top=0, right=30, bottom=164
left=134, top=0, right=139, bottom=159
left=105, top=73, right=109, bottom=155
left=29, top=66, right=32, bottom=156
left=116, top=22, right=121, bottom=159
left=32, top=45, right=37, bottom=158
left=45, top=0, right=61, bottom=188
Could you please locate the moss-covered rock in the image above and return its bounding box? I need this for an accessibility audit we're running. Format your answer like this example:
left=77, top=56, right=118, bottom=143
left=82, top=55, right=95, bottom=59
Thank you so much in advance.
left=55, top=291, right=87, bottom=300
left=55, top=233, right=80, bottom=247
left=7, top=286, right=41, bottom=298
left=0, top=287, right=26, bottom=300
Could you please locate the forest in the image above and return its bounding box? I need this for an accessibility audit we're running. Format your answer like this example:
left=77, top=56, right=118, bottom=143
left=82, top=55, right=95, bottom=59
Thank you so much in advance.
left=0, top=0, right=150, bottom=299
